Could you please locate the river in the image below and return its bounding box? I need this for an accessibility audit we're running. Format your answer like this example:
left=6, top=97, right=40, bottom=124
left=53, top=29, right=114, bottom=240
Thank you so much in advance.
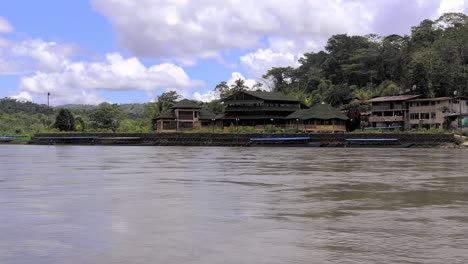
left=1, top=145, right=467, bottom=263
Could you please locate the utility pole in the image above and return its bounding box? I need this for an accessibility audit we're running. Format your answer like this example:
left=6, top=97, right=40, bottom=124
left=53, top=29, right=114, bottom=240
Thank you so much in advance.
left=47, top=92, right=50, bottom=130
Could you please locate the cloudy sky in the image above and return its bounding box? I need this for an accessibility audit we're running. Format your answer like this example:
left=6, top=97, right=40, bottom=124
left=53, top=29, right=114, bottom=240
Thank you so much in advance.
left=0, top=0, right=466, bottom=105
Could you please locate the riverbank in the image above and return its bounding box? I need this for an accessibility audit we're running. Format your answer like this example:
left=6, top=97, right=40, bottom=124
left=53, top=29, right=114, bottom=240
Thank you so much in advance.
left=28, top=132, right=459, bottom=148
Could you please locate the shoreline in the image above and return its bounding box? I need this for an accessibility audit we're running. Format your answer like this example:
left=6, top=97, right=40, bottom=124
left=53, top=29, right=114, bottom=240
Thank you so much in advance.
left=24, top=132, right=461, bottom=148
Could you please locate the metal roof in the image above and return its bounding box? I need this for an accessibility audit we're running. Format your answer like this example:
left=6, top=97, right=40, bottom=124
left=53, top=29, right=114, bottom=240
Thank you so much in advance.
left=366, top=95, right=420, bottom=103
left=410, top=97, right=451, bottom=102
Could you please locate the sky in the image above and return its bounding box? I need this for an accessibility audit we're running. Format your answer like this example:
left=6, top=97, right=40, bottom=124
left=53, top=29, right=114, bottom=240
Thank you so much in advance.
left=0, top=0, right=466, bottom=106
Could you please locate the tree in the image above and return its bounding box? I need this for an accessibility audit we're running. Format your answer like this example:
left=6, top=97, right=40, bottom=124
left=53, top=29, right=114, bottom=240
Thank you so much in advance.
left=263, top=66, right=297, bottom=93
left=144, top=102, right=160, bottom=129
left=214, top=81, right=233, bottom=99
left=157, top=91, right=181, bottom=113
left=411, top=63, right=431, bottom=97
left=230, top=79, right=248, bottom=92
left=75, top=116, right=85, bottom=131
left=54, top=109, right=75, bottom=131
left=89, top=103, right=126, bottom=132
left=325, top=84, right=353, bottom=107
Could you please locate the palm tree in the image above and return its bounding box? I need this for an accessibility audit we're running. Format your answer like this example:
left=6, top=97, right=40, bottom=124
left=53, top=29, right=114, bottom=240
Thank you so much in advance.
left=230, top=79, right=248, bottom=92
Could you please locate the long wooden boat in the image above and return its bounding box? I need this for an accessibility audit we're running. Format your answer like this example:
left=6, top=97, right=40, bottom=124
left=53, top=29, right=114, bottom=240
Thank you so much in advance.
left=248, top=136, right=320, bottom=147
left=0, top=136, right=14, bottom=143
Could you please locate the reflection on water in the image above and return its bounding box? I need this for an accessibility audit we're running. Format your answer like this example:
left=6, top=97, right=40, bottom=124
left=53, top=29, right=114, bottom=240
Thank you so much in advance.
left=1, top=145, right=468, bottom=263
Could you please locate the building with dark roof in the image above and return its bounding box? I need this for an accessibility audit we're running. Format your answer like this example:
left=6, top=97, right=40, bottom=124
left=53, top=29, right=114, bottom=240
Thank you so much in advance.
left=155, top=99, right=215, bottom=131
left=220, top=90, right=307, bottom=128
left=154, top=92, right=349, bottom=132
left=286, top=103, right=348, bottom=132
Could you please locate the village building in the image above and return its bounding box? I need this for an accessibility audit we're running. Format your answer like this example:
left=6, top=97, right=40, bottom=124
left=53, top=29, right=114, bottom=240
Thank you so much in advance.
left=286, top=103, right=348, bottom=132
left=367, top=95, right=468, bottom=131
left=408, top=96, right=468, bottom=130
left=367, top=95, right=419, bottom=130
left=219, top=90, right=307, bottom=129
left=155, top=91, right=348, bottom=132
left=155, top=100, right=215, bottom=131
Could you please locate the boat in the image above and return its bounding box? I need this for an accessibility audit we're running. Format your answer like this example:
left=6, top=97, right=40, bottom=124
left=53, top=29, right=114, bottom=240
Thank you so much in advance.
left=0, top=136, right=15, bottom=143
left=248, top=136, right=320, bottom=147
left=345, top=138, right=409, bottom=147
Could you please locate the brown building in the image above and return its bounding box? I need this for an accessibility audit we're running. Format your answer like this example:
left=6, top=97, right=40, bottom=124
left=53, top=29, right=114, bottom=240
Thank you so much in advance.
left=367, top=95, right=468, bottom=130
left=367, top=95, right=419, bottom=129
left=408, top=97, right=468, bottom=130
left=286, top=103, right=348, bottom=132
left=155, top=100, right=215, bottom=131
left=220, top=90, right=306, bottom=128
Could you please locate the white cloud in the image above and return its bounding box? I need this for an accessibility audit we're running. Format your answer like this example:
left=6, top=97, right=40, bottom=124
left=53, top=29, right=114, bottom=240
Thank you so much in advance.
left=193, top=72, right=260, bottom=102
left=0, top=17, right=13, bottom=33
left=226, top=72, right=258, bottom=90
left=91, top=0, right=374, bottom=60
left=240, top=49, right=299, bottom=80
left=10, top=91, right=33, bottom=102
left=193, top=90, right=219, bottom=103
left=0, top=38, right=78, bottom=75
left=438, top=0, right=465, bottom=14
left=16, top=53, right=203, bottom=105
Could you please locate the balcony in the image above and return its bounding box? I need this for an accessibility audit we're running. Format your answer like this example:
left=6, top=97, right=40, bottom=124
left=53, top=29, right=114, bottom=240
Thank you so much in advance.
left=369, top=116, right=404, bottom=122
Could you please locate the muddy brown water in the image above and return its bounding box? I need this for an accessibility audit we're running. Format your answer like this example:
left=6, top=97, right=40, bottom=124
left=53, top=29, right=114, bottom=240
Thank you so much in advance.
left=1, top=145, right=467, bottom=263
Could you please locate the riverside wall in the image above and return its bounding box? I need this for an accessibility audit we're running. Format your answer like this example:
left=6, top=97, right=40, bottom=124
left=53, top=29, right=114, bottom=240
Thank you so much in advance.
left=29, top=133, right=457, bottom=147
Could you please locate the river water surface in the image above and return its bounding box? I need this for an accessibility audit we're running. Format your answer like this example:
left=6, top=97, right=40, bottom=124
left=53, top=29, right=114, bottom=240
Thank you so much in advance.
left=1, top=145, right=468, bottom=263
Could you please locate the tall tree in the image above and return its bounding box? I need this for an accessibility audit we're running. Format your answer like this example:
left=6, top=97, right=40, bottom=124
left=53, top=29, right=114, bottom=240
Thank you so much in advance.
left=230, top=79, right=248, bottom=92
left=89, top=103, right=126, bottom=132
left=157, top=91, right=181, bottom=113
left=53, top=109, right=75, bottom=131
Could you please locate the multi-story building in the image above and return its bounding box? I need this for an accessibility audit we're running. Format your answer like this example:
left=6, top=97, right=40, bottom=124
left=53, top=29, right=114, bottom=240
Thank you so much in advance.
left=408, top=97, right=468, bottom=130
left=367, top=95, right=420, bottom=129
left=155, top=100, right=215, bottom=131
left=220, top=90, right=307, bottom=128
left=367, top=95, right=468, bottom=130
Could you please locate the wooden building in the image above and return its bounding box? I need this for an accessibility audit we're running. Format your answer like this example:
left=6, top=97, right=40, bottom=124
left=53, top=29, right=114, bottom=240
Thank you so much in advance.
left=220, top=90, right=306, bottom=128
left=155, top=100, right=215, bottom=131
left=286, top=103, right=348, bottom=132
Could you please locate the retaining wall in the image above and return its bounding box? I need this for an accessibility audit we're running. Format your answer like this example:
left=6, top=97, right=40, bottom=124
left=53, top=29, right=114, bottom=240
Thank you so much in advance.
left=30, top=133, right=457, bottom=147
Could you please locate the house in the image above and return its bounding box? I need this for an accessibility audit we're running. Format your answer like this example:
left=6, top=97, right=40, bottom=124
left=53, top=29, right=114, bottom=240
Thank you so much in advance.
left=286, top=103, right=349, bottom=132
left=367, top=95, right=468, bottom=130
left=155, top=92, right=350, bottom=133
left=408, top=97, right=468, bottom=130
left=367, top=95, right=420, bottom=129
left=155, top=100, right=215, bottom=131
left=220, top=90, right=306, bottom=128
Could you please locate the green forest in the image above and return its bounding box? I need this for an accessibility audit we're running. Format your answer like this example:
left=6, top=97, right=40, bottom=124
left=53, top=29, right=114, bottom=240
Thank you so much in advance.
left=257, top=13, right=468, bottom=106
left=1, top=13, right=467, bottom=135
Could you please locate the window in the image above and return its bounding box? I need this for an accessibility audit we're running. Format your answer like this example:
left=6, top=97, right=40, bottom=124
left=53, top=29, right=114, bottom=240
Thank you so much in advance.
left=420, top=113, right=430, bottom=119
left=431, top=112, right=436, bottom=119
left=410, top=113, right=419, bottom=120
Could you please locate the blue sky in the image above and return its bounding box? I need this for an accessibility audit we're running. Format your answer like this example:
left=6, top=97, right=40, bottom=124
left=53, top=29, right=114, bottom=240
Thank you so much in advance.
left=0, top=0, right=466, bottom=105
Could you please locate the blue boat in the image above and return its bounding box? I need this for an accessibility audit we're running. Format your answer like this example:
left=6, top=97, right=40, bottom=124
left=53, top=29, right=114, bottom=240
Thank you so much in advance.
left=0, top=136, right=15, bottom=143
left=249, top=136, right=320, bottom=147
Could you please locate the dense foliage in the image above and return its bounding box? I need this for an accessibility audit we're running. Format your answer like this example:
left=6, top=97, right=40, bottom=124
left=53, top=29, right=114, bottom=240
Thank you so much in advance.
left=258, top=13, right=468, bottom=107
